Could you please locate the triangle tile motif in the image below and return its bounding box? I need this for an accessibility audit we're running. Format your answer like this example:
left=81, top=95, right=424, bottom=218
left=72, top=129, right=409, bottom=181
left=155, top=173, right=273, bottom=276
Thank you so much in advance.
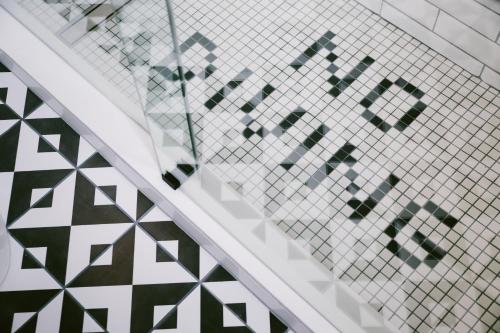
left=9, top=226, right=71, bottom=285
left=25, top=117, right=80, bottom=166
left=140, top=221, right=200, bottom=279
left=0, top=103, right=21, bottom=121
left=32, top=189, right=54, bottom=208
left=21, top=248, right=44, bottom=269
left=136, top=190, right=154, bottom=221
left=153, top=304, right=175, bottom=327
left=223, top=304, right=247, bottom=327
left=76, top=138, right=98, bottom=167
left=0, top=87, right=7, bottom=102
left=91, top=246, right=114, bottom=266
left=0, top=120, right=21, bottom=172
left=0, top=117, right=19, bottom=138
left=80, top=167, right=139, bottom=222
left=0, top=60, right=291, bottom=333
left=79, top=152, right=111, bottom=168
left=0, top=289, right=60, bottom=333
left=68, top=227, right=135, bottom=287
left=13, top=312, right=38, bottom=333
left=37, top=134, right=60, bottom=152
left=132, top=225, right=196, bottom=285
left=68, top=285, right=133, bottom=333
left=8, top=172, right=76, bottom=229
left=155, top=306, right=178, bottom=330
left=64, top=223, right=132, bottom=285
left=200, top=286, right=252, bottom=333
left=93, top=186, right=115, bottom=206
left=22, top=89, right=43, bottom=118
left=34, top=291, right=65, bottom=333
left=226, top=302, right=247, bottom=324
left=25, top=103, right=59, bottom=120
left=86, top=308, right=108, bottom=331
left=131, top=283, right=195, bottom=333
left=98, top=185, right=117, bottom=202
left=89, top=244, right=110, bottom=263
left=155, top=285, right=201, bottom=332
left=25, top=246, right=48, bottom=266
left=0, top=234, right=60, bottom=292
left=72, top=171, right=134, bottom=226
left=15, top=122, right=73, bottom=171
left=29, top=187, right=52, bottom=206
left=202, top=265, right=290, bottom=333
left=7, top=169, right=72, bottom=225
left=82, top=311, right=106, bottom=333
left=60, top=290, right=103, bottom=333
left=0, top=71, right=29, bottom=117
left=155, top=243, right=176, bottom=262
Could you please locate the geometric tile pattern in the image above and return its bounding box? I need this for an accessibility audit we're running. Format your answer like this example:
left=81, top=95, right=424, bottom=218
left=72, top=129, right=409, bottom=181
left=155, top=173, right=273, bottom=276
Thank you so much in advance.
left=0, top=62, right=291, bottom=333
left=13, top=0, right=500, bottom=332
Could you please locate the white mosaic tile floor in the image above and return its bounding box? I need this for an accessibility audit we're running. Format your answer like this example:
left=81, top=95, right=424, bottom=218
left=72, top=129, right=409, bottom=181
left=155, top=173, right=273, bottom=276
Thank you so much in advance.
left=12, top=0, right=500, bottom=332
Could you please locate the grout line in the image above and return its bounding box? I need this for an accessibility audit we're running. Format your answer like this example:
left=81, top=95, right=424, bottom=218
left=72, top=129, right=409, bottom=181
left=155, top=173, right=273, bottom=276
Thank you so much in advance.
left=479, top=64, right=486, bottom=77
left=4, top=234, right=108, bottom=333
left=415, top=0, right=500, bottom=43
left=428, top=4, right=500, bottom=42
left=471, top=0, right=500, bottom=16
left=431, top=8, right=440, bottom=31
left=382, top=2, right=495, bottom=81
left=371, top=0, right=500, bottom=88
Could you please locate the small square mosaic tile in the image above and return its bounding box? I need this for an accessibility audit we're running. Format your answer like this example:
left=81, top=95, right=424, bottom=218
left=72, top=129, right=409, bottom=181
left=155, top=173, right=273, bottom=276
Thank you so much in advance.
left=14, top=0, right=500, bottom=332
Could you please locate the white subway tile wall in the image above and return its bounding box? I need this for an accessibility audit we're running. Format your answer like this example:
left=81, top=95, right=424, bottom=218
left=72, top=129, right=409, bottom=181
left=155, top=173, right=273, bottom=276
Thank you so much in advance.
left=428, top=0, right=500, bottom=40
left=474, top=0, right=500, bottom=15
left=356, top=0, right=500, bottom=89
left=385, top=0, right=440, bottom=29
left=358, top=0, right=383, bottom=13
left=434, top=11, right=500, bottom=71
left=379, top=2, right=484, bottom=75
left=482, top=66, right=500, bottom=87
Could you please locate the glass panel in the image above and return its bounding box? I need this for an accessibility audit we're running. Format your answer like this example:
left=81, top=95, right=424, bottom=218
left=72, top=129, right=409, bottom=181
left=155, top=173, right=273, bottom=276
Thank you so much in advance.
left=162, top=0, right=500, bottom=332
left=11, top=0, right=198, bottom=167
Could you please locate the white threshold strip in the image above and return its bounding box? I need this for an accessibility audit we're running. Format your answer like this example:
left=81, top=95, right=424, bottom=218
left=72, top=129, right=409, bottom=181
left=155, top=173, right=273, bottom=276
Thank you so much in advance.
left=0, top=7, right=343, bottom=333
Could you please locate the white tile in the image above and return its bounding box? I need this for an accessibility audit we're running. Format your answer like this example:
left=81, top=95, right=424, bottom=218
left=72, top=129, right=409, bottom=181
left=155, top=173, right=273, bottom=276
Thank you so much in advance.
left=354, top=0, right=382, bottom=13
left=434, top=11, right=500, bottom=72
left=473, top=0, right=500, bottom=15
left=385, top=0, right=439, bottom=29
left=481, top=66, right=500, bottom=89
left=428, top=0, right=500, bottom=40
left=380, top=3, right=483, bottom=75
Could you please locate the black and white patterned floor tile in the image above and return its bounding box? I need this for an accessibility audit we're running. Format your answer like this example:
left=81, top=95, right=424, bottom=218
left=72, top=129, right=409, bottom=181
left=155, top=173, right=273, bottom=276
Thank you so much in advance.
left=0, top=62, right=291, bottom=333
